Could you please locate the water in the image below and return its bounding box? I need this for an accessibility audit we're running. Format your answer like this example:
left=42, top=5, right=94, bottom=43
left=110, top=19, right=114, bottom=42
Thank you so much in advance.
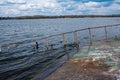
left=0, top=18, right=120, bottom=44
left=0, top=18, right=120, bottom=80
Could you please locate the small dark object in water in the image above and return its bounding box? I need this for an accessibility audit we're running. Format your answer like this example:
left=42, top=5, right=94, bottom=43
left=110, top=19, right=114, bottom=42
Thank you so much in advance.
left=83, top=36, right=89, bottom=39
left=66, top=43, right=78, bottom=47
left=35, top=42, right=39, bottom=50
left=59, top=41, right=63, bottom=43
left=92, top=35, right=96, bottom=37
left=114, top=35, right=119, bottom=40
left=50, top=44, right=54, bottom=50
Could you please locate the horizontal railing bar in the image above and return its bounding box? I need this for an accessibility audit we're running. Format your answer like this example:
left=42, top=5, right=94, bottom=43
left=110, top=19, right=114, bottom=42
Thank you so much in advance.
left=34, top=24, right=120, bottom=41
left=87, top=24, right=120, bottom=29
left=0, top=24, right=120, bottom=46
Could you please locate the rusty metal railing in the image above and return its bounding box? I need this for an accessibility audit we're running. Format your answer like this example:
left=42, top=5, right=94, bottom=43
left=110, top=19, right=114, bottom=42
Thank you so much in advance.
left=0, top=24, right=120, bottom=53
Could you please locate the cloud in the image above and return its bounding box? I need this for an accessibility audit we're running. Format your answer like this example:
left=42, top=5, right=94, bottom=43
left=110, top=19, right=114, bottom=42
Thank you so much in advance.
left=0, top=1, right=4, bottom=4
left=81, top=3, right=120, bottom=15
left=18, top=4, right=31, bottom=10
left=114, top=0, right=120, bottom=3
left=0, top=0, right=120, bottom=16
left=18, top=0, right=62, bottom=13
left=6, top=9, right=20, bottom=14
left=27, top=0, right=60, bottom=8
left=84, top=1, right=101, bottom=7
left=108, top=3, right=120, bottom=10
left=77, top=1, right=120, bottom=15
left=0, top=1, right=6, bottom=5
left=0, top=7, right=20, bottom=16
left=6, top=0, right=26, bottom=4
left=77, top=1, right=102, bottom=11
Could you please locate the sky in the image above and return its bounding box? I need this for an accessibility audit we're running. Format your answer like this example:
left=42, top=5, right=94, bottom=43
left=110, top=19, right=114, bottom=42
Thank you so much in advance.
left=0, top=0, right=120, bottom=17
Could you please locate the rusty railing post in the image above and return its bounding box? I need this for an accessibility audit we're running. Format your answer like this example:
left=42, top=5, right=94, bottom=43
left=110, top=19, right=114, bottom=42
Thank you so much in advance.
left=88, top=28, right=92, bottom=44
left=104, top=26, right=108, bottom=42
left=62, top=33, right=67, bottom=47
left=62, top=34, right=69, bottom=60
left=73, top=31, right=79, bottom=51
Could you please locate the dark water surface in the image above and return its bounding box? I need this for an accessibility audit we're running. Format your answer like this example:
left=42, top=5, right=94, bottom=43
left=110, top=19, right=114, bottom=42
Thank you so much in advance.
left=0, top=18, right=120, bottom=80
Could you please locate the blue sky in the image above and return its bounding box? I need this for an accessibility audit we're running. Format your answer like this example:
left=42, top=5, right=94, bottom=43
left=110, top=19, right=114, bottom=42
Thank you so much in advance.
left=0, top=0, right=120, bottom=17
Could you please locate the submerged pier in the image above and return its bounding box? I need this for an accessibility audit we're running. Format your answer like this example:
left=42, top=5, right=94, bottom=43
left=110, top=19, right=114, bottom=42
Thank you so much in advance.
left=44, top=40, right=120, bottom=80
left=32, top=24, right=120, bottom=80
left=0, top=24, right=120, bottom=80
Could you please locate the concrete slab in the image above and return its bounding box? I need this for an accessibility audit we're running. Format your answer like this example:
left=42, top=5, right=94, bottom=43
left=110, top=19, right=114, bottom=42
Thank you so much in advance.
left=44, top=40, right=120, bottom=80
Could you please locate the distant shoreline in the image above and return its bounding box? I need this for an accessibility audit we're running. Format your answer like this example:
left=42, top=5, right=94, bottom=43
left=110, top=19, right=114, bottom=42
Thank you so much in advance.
left=0, top=14, right=120, bottom=20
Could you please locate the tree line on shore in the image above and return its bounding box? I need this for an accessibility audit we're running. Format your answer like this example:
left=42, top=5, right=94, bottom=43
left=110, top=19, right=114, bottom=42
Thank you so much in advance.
left=0, top=14, right=120, bottom=20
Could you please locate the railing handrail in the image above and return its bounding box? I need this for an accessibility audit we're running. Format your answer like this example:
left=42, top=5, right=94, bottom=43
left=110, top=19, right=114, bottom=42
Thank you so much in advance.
left=0, top=24, right=120, bottom=46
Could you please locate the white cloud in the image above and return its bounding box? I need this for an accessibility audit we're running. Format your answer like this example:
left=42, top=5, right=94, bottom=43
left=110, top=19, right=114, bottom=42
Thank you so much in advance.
left=7, top=0, right=26, bottom=4
left=82, top=3, right=120, bottom=15
left=1, top=8, right=20, bottom=16
left=8, top=9, right=19, bottom=14
left=30, top=0, right=62, bottom=14
left=84, top=1, right=101, bottom=7
left=57, top=1, right=80, bottom=14
left=78, top=1, right=102, bottom=11
left=19, top=0, right=62, bottom=11
left=19, top=4, right=31, bottom=10
left=27, top=0, right=60, bottom=8
left=77, top=1, right=120, bottom=15
left=0, top=0, right=63, bottom=16
left=0, top=1, right=3, bottom=4
left=108, top=3, right=120, bottom=10
left=0, top=0, right=120, bottom=16
left=114, top=0, right=120, bottom=3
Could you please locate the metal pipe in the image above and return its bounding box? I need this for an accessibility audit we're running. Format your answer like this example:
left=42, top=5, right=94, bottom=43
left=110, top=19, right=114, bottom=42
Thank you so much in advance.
left=74, top=31, right=78, bottom=44
left=62, top=34, right=70, bottom=60
left=104, top=26, right=108, bottom=42
left=62, top=34, right=67, bottom=46
left=88, top=28, right=92, bottom=44
left=73, top=31, right=79, bottom=50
